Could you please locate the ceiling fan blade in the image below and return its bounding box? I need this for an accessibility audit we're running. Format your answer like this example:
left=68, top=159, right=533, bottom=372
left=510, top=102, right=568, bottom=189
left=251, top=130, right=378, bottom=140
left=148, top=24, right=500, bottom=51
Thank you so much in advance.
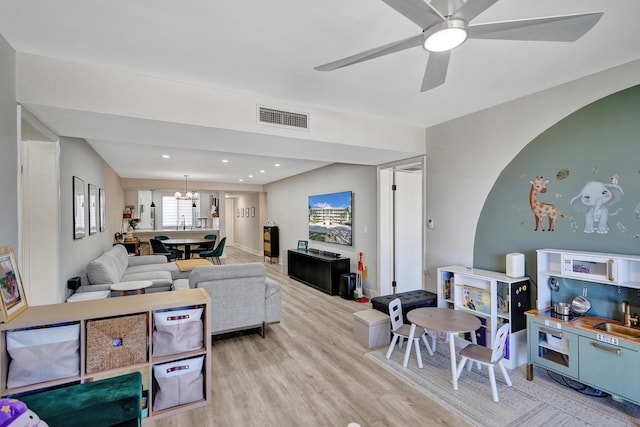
left=314, top=34, right=423, bottom=71
left=453, top=0, right=499, bottom=22
left=382, top=0, right=444, bottom=29
left=468, top=12, right=604, bottom=42
left=421, top=51, right=450, bottom=92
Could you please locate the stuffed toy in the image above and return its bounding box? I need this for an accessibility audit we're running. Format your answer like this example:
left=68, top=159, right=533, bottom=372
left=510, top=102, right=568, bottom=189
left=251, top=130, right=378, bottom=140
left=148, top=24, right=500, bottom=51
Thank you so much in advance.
left=0, top=398, right=48, bottom=427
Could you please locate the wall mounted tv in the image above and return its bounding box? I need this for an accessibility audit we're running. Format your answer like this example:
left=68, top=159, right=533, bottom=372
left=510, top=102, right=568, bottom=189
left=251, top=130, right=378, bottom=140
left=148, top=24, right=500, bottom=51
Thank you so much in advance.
left=308, top=191, right=352, bottom=246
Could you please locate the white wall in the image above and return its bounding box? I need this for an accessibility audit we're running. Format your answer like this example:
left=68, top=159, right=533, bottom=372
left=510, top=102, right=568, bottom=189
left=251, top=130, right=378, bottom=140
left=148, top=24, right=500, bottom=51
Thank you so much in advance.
left=424, top=59, right=640, bottom=293
left=0, top=35, right=18, bottom=249
left=232, top=192, right=262, bottom=255
left=59, top=137, right=124, bottom=298
left=266, top=163, right=378, bottom=295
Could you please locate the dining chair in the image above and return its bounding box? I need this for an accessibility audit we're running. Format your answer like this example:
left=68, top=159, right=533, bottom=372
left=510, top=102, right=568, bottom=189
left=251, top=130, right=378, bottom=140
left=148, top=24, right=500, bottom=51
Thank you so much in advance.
left=153, top=235, right=184, bottom=258
left=455, top=322, right=512, bottom=402
left=199, top=237, right=226, bottom=265
left=149, top=239, right=180, bottom=262
left=385, top=298, right=433, bottom=368
left=190, top=234, right=217, bottom=256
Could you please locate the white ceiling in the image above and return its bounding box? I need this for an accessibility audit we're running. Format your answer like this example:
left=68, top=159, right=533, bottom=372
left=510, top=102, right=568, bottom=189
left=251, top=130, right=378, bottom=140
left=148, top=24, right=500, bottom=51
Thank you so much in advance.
left=2, top=0, right=640, bottom=185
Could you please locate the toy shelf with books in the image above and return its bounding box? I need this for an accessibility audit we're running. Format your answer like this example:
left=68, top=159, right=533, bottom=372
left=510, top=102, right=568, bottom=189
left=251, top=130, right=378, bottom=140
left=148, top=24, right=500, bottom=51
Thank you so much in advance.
left=437, top=265, right=531, bottom=369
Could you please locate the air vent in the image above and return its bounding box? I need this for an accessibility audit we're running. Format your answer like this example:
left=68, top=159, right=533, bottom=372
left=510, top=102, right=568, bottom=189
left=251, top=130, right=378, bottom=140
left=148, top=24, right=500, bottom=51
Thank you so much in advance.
left=258, top=106, right=309, bottom=131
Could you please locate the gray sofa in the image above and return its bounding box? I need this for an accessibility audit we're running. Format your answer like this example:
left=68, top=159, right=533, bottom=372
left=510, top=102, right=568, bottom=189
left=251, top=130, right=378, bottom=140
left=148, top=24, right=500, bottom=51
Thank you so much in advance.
left=173, top=262, right=281, bottom=337
left=77, top=244, right=190, bottom=293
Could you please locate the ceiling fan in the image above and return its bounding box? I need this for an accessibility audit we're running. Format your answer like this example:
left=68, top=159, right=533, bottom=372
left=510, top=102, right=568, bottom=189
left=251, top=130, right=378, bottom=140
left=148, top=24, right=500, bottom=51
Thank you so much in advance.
left=314, top=0, right=603, bottom=92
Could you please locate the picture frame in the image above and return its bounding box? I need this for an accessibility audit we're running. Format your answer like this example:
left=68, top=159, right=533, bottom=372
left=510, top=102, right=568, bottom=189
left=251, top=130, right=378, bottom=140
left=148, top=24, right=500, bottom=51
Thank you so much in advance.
left=236, top=208, right=240, bottom=218
left=297, top=240, right=308, bottom=251
left=245, top=208, right=249, bottom=217
left=99, top=188, right=106, bottom=232
left=88, top=184, right=97, bottom=235
left=0, top=246, right=28, bottom=322
left=73, top=176, right=86, bottom=239
left=251, top=207, right=255, bottom=217
left=241, top=208, right=244, bottom=218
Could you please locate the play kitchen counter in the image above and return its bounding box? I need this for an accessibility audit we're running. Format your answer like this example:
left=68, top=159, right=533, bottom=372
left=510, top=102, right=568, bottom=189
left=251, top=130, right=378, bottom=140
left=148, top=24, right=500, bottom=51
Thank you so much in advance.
left=526, top=309, right=640, bottom=404
left=528, top=248, right=640, bottom=405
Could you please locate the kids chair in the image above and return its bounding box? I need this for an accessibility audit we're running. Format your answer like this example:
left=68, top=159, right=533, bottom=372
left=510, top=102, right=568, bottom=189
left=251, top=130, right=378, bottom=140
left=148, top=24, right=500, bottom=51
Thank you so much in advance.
left=385, top=298, right=433, bottom=368
left=455, top=322, right=512, bottom=402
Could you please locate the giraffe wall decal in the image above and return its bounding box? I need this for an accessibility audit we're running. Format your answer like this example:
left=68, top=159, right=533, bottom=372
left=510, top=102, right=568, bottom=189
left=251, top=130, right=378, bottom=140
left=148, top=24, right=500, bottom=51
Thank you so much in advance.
left=529, top=176, right=565, bottom=231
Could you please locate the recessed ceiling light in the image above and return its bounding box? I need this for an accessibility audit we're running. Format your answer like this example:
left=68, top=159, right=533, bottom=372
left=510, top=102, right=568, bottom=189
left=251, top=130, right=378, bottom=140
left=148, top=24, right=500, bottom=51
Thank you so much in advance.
left=248, top=175, right=253, bottom=178
left=238, top=178, right=244, bottom=182
left=162, top=154, right=170, bottom=159
left=260, top=170, right=265, bottom=173
left=222, top=159, right=229, bottom=163
left=274, top=163, right=281, bottom=167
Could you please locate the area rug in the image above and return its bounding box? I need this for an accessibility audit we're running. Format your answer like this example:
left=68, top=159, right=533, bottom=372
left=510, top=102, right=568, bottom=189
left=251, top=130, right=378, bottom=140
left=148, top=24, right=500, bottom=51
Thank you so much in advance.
left=366, top=345, right=640, bottom=427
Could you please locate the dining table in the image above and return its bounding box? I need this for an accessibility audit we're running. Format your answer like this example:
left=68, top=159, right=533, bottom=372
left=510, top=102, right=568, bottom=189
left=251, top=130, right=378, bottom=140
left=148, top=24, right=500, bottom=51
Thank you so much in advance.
left=405, top=307, right=481, bottom=390
left=162, top=238, right=215, bottom=260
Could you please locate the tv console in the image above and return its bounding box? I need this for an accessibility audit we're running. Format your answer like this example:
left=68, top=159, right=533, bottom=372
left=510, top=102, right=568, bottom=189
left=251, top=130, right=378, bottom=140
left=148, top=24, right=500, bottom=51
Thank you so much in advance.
left=287, top=249, right=350, bottom=295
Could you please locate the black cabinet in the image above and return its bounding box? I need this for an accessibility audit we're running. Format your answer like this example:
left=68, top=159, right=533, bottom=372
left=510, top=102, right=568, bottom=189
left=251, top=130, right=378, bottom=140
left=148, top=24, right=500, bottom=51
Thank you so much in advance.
left=264, top=226, right=279, bottom=264
left=287, top=250, right=350, bottom=295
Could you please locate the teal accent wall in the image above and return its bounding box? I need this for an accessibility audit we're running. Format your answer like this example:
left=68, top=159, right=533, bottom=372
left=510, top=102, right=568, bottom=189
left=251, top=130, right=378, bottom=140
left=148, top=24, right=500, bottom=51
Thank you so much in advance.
left=473, top=85, right=640, bottom=318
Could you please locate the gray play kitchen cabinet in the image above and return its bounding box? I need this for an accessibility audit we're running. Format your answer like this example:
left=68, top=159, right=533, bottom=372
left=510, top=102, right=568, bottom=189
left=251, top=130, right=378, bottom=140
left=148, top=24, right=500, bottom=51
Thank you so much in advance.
left=527, top=249, right=640, bottom=404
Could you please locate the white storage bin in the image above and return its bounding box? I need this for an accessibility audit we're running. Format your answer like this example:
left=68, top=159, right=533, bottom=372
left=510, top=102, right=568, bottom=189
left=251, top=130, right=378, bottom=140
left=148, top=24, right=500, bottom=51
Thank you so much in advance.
left=353, top=309, right=390, bottom=348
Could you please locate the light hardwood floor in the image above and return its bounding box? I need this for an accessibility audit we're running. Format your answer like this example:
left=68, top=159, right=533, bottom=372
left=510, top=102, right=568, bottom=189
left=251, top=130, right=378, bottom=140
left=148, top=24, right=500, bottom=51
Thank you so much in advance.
left=151, top=246, right=467, bottom=427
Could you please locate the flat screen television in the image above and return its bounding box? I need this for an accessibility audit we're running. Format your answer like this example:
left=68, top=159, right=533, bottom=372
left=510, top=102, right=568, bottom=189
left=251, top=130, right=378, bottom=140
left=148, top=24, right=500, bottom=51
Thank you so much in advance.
left=308, top=191, right=352, bottom=246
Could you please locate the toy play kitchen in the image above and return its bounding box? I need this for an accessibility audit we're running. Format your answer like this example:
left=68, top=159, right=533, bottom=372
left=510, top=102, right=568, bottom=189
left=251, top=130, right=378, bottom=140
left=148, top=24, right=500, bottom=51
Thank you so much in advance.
left=526, top=249, right=640, bottom=405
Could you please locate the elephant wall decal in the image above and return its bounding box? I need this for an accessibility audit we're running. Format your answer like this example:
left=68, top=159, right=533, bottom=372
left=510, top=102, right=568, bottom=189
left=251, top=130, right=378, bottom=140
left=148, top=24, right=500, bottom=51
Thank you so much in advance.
left=570, top=181, right=624, bottom=234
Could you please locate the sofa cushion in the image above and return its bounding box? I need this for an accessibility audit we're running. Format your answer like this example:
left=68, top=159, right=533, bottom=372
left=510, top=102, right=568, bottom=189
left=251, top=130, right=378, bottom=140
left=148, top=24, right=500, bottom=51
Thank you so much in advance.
left=110, top=245, right=132, bottom=279
left=121, top=270, right=173, bottom=287
left=86, top=252, right=121, bottom=285
left=188, top=263, right=265, bottom=288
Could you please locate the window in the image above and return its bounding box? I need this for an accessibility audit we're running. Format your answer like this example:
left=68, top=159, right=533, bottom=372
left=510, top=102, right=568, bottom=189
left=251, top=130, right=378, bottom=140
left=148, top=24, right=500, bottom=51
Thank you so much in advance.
left=162, top=196, right=197, bottom=228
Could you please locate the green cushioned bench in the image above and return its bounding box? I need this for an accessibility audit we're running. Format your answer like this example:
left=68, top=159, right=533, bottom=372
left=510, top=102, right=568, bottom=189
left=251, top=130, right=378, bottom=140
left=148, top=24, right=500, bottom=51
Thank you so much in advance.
left=17, top=372, right=141, bottom=427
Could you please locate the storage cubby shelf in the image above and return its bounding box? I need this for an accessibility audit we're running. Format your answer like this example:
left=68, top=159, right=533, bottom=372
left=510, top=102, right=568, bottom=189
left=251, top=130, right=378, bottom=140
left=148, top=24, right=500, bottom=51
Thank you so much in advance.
left=0, top=288, right=211, bottom=423
left=437, top=265, right=531, bottom=369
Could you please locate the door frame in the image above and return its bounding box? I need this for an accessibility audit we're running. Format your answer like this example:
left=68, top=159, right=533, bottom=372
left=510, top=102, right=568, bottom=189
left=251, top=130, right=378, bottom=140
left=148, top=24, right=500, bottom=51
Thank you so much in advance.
left=377, top=156, right=426, bottom=296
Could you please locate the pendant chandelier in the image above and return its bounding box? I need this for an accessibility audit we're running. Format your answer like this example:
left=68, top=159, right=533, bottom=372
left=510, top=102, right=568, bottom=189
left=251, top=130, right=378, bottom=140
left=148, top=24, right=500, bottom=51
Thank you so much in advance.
left=175, top=175, right=199, bottom=201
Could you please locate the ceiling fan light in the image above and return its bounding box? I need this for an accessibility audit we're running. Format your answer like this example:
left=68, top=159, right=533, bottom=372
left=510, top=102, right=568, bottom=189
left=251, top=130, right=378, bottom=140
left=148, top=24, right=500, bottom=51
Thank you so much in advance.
left=423, top=19, right=468, bottom=53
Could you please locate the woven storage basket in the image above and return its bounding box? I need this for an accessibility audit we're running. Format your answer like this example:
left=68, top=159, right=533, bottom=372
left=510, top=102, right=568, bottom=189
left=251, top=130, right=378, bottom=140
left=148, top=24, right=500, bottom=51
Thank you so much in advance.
left=86, top=313, right=148, bottom=373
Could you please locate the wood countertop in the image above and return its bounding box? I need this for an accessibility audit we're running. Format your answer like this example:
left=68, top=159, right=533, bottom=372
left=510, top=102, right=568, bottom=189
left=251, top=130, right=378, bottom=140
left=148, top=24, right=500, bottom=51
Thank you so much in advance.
left=526, top=308, right=640, bottom=345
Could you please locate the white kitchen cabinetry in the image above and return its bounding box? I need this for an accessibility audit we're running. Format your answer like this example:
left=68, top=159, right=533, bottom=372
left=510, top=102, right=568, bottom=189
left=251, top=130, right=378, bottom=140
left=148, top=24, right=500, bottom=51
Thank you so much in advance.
left=537, top=249, right=640, bottom=309
left=437, top=265, right=531, bottom=369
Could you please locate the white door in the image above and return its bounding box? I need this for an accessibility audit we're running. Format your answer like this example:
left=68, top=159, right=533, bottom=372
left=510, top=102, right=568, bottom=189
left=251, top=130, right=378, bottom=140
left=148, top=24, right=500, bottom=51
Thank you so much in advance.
left=378, top=158, right=424, bottom=296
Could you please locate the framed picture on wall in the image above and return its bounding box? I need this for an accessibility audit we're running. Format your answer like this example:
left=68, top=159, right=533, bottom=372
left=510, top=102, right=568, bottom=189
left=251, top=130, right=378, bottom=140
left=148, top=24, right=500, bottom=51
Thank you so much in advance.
left=73, top=176, right=85, bottom=239
left=245, top=208, right=249, bottom=217
left=236, top=208, right=240, bottom=218
left=88, top=184, right=97, bottom=235
left=241, top=209, right=244, bottom=218
left=99, top=188, right=106, bottom=232
left=0, top=246, right=28, bottom=322
left=251, top=207, right=255, bottom=217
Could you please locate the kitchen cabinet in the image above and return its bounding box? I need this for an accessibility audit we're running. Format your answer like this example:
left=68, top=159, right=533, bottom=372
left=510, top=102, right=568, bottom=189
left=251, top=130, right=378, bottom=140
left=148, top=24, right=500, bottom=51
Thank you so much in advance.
left=528, top=315, right=579, bottom=378
left=579, top=336, right=639, bottom=401
left=437, top=265, right=531, bottom=369
left=527, top=310, right=640, bottom=405
left=0, top=288, right=211, bottom=423
left=530, top=249, right=640, bottom=404
left=536, top=249, right=640, bottom=309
